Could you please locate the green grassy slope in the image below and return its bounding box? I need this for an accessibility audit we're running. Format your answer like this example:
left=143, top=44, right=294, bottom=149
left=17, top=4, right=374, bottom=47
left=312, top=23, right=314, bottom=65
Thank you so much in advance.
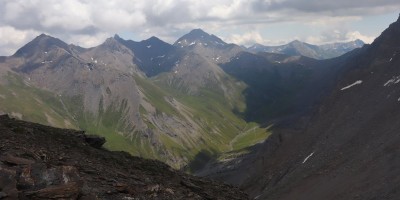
left=0, top=72, right=271, bottom=170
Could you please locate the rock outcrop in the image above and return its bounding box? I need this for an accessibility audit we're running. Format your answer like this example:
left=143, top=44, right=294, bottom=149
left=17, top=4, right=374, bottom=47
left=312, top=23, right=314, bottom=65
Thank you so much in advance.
left=0, top=115, right=247, bottom=199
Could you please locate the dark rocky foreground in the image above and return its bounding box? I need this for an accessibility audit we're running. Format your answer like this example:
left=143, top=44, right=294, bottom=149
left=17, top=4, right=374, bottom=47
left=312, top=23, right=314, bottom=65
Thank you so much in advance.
left=0, top=115, right=247, bottom=200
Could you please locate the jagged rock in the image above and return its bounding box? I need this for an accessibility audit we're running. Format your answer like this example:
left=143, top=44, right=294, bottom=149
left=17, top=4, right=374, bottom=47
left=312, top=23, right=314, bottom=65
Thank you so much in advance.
left=0, top=112, right=248, bottom=199
left=84, top=135, right=106, bottom=149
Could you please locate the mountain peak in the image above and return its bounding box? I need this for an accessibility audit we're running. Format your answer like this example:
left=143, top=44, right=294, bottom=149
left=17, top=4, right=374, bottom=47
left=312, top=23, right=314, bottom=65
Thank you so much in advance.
left=354, top=39, right=365, bottom=46
left=174, top=28, right=227, bottom=48
left=13, top=34, right=69, bottom=57
left=99, top=37, right=127, bottom=52
left=188, top=28, right=209, bottom=36
left=144, top=36, right=164, bottom=43
left=113, top=34, right=122, bottom=40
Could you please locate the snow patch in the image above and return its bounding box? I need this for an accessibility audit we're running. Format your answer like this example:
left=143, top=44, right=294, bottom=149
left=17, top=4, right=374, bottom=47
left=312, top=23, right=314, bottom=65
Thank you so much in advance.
left=383, top=76, right=400, bottom=87
left=302, top=152, right=315, bottom=164
left=147, top=45, right=151, bottom=48
left=174, top=70, right=178, bottom=74
left=189, top=42, right=196, bottom=46
left=390, top=58, right=393, bottom=62
left=341, top=80, right=362, bottom=90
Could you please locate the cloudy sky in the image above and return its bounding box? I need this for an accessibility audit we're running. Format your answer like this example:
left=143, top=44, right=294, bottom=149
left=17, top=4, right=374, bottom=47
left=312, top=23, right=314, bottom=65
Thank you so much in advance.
left=0, top=0, right=399, bottom=55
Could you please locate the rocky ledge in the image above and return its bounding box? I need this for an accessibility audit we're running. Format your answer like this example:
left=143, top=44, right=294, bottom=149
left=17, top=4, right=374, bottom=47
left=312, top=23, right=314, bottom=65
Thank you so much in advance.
left=0, top=115, right=247, bottom=199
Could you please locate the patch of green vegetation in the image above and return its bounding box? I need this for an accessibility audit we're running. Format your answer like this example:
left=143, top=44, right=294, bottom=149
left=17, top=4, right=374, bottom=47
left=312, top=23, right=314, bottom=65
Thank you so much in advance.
left=232, top=124, right=273, bottom=151
left=0, top=72, right=272, bottom=170
left=133, top=75, right=180, bottom=117
left=153, top=73, right=271, bottom=157
left=139, top=105, right=148, bottom=115
left=0, top=73, right=76, bottom=129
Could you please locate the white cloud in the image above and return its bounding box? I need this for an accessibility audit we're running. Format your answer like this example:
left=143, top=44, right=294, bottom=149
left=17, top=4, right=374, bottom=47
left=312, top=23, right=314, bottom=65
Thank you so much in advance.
left=225, top=31, right=289, bottom=46
left=0, top=26, right=39, bottom=55
left=0, top=0, right=398, bottom=54
left=345, top=31, right=375, bottom=44
left=306, top=30, right=376, bottom=44
left=67, top=33, right=110, bottom=49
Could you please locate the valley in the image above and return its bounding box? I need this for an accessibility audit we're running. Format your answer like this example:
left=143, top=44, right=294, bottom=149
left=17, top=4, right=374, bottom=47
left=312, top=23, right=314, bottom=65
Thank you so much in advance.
left=200, top=14, right=400, bottom=200
left=0, top=26, right=363, bottom=170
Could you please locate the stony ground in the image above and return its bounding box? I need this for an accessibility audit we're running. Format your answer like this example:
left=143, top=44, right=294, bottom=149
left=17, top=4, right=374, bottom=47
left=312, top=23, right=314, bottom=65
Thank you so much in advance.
left=0, top=115, right=248, bottom=200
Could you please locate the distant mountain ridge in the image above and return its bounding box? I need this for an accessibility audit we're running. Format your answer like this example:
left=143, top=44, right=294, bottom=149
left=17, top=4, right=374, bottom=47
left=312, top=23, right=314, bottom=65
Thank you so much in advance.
left=248, top=39, right=365, bottom=59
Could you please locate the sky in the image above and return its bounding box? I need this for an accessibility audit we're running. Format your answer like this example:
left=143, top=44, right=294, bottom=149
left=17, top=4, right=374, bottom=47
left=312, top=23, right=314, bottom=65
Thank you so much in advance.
left=0, top=0, right=399, bottom=56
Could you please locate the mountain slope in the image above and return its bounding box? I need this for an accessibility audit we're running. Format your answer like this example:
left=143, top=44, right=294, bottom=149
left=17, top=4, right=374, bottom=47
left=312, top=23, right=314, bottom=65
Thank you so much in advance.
left=248, top=39, right=364, bottom=59
left=0, top=32, right=272, bottom=169
left=219, top=50, right=359, bottom=124
left=115, top=35, right=177, bottom=77
left=0, top=114, right=247, bottom=199
left=174, top=29, right=244, bottom=64
left=209, top=14, right=400, bottom=200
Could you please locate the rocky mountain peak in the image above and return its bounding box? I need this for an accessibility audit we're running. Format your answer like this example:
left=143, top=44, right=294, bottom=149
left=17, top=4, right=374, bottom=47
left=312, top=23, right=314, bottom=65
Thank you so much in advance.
left=141, top=36, right=172, bottom=48
left=290, top=40, right=302, bottom=45
left=99, top=37, right=129, bottom=53
left=174, top=28, right=227, bottom=48
left=113, top=34, right=123, bottom=40
left=13, top=34, right=70, bottom=57
left=354, top=39, right=365, bottom=46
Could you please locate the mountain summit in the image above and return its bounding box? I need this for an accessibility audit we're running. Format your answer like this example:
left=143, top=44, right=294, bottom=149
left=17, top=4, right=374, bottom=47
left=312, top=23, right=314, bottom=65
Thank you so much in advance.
left=174, top=29, right=227, bottom=48
left=13, top=34, right=70, bottom=58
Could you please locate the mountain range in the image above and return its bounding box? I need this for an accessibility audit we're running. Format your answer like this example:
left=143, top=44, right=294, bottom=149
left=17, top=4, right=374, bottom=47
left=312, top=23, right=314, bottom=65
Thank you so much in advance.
left=248, top=39, right=365, bottom=59
left=0, top=19, right=369, bottom=168
left=0, top=28, right=361, bottom=169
